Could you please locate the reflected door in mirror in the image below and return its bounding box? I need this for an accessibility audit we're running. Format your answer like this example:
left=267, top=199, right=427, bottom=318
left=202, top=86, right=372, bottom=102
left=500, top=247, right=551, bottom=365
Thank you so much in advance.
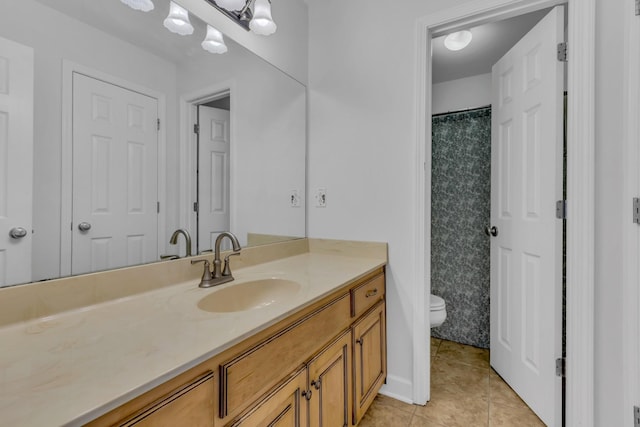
left=71, top=73, right=159, bottom=275
left=197, top=105, right=230, bottom=251
left=0, top=37, right=33, bottom=287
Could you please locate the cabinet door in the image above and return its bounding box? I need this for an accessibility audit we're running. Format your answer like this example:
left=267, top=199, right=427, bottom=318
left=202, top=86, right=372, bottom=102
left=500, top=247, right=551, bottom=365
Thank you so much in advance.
left=352, top=301, right=386, bottom=424
left=228, top=367, right=308, bottom=427
left=118, top=372, right=214, bottom=427
left=308, top=331, right=352, bottom=427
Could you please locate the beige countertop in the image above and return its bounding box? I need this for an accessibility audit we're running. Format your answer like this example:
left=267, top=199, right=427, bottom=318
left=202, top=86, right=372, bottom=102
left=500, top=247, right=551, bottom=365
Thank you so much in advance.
left=0, top=247, right=386, bottom=427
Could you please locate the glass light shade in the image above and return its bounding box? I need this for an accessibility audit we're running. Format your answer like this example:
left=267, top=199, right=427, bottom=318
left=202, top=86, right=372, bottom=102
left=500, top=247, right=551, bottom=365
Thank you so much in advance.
left=202, top=25, right=228, bottom=54
left=120, top=0, right=154, bottom=12
left=163, top=1, right=194, bottom=36
left=444, top=30, right=473, bottom=51
left=215, top=0, right=246, bottom=11
left=249, top=0, right=277, bottom=36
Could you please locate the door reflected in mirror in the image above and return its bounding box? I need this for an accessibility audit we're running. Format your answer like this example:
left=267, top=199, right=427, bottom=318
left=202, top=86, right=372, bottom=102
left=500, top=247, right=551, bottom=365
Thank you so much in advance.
left=0, top=0, right=306, bottom=288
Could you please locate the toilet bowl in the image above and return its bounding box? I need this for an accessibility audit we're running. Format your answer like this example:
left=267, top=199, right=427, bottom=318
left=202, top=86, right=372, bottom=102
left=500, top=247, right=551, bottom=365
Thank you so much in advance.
left=430, top=294, right=447, bottom=328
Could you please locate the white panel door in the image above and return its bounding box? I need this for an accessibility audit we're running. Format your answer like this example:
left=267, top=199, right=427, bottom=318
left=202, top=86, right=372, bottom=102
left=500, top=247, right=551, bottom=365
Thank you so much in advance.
left=0, top=37, right=33, bottom=287
left=72, top=73, right=158, bottom=275
left=490, top=6, right=564, bottom=426
left=197, top=105, right=230, bottom=251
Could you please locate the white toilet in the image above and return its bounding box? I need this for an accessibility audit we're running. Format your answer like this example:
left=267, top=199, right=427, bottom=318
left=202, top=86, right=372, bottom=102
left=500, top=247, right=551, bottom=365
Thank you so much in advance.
left=430, top=294, right=447, bottom=328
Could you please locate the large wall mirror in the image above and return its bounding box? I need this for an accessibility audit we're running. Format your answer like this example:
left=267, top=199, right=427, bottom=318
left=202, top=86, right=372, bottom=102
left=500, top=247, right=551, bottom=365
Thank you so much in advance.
left=0, top=0, right=306, bottom=288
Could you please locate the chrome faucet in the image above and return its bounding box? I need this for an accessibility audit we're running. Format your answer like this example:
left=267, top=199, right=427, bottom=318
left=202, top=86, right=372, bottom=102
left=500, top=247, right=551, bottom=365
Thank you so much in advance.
left=191, top=232, right=241, bottom=288
left=169, top=228, right=192, bottom=257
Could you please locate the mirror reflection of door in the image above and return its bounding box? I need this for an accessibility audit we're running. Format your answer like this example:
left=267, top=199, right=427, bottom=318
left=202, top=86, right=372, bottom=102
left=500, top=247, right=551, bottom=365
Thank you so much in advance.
left=71, top=73, right=159, bottom=275
left=0, top=36, right=33, bottom=287
left=197, top=101, right=231, bottom=253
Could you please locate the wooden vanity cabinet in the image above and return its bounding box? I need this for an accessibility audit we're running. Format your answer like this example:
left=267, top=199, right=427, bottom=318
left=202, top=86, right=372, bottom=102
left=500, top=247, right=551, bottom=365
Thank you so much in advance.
left=87, top=268, right=386, bottom=427
left=352, top=302, right=387, bottom=425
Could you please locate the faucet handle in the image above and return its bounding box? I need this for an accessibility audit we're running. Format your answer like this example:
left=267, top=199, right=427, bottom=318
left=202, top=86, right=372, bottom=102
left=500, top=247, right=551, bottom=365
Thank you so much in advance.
left=191, top=259, right=214, bottom=287
left=222, top=252, right=241, bottom=277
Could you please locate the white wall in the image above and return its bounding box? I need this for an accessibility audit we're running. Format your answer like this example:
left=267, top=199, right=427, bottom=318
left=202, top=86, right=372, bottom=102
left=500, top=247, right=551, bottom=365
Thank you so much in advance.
left=0, top=0, right=179, bottom=282
left=178, top=0, right=308, bottom=84
left=432, top=73, right=491, bottom=115
left=177, top=49, right=306, bottom=247
left=307, top=0, right=626, bottom=421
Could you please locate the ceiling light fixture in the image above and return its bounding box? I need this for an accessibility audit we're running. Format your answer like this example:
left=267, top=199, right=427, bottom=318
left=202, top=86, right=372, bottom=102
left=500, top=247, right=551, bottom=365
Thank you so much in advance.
left=120, top=0, right=155, bottom=12
left=444, top=30, right=473, bottom=51
left=201, top=25, right=228, bottom=54
left=163, top=1, right=194, bottom=36
left=206, top=0, right=277, bottom=36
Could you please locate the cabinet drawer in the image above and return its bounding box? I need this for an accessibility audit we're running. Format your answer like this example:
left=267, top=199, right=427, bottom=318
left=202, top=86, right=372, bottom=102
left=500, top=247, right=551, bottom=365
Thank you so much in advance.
left=350, top=273, right=385, bottom=318
left=118, top=372, right=214, bottom=427
left=220, top=294, right=351, bottom=418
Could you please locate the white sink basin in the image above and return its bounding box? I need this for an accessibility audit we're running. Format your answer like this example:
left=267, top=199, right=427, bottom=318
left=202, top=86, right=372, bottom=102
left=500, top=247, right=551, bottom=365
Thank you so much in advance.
left=197, top=278, right=301, bottom=313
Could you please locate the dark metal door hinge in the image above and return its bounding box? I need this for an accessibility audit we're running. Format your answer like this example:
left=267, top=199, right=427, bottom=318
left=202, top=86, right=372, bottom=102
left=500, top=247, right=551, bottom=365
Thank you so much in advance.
left=633, top=198, right=640, bottom=224
left=634, top=406, right=640, bottom=427
left=636, top=0, right=640, bottom=16
left=556, top=358, right=566, bottom=377
left=157, top=118, right=160, bottom=131
left=557, top=42, right=568, bottom=62
left=193, top=202, right=199, bottom=212
left=556, top=200, right=567, bottom=219
left=194, top=123, right=200, bottom=134
left=157, top=202, right=160, bottom=213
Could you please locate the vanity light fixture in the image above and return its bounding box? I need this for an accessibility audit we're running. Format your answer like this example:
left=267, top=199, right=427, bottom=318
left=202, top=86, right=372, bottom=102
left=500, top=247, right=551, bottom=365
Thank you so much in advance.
left=163, top=1, right=194, bottom=35
left=444, top=30, right=473, bottom=51
left=201, top=25, right=228, bottom=54
left=120, top=0, right=155, bottom=12
left=215, top=0, right=247, bottom=11
left=207, top=0, right=277, bottom=35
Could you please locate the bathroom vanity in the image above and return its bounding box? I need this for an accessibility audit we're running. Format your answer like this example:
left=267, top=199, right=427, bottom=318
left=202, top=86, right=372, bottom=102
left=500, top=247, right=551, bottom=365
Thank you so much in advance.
left=0, top=239, right=387, bottom=426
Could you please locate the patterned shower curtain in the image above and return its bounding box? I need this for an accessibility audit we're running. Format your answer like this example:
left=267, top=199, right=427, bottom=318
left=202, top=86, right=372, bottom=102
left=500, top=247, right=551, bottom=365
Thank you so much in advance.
left=431, top=107, right=491, bottom=349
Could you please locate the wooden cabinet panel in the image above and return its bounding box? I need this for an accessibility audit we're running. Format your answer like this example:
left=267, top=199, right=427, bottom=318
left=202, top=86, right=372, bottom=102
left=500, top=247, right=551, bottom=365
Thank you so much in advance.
left=308, top=331, right=352, bottom=427
left=352, top=302, right=386, bottom=424
left=220, top=294, right=351, bottom=419
left=227, top=367, right=307, bottom=427
left=118, top=372, right=214, bottom=427
left=350, top=274, right=385, bottom=318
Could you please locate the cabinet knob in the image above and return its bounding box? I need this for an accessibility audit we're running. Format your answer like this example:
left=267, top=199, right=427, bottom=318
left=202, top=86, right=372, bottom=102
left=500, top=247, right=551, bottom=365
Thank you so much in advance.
left=311, top=379, right=321, bottom=390
left=356, top=338, right=364, bottom=345
left=302, top=389, right=312, bottom=400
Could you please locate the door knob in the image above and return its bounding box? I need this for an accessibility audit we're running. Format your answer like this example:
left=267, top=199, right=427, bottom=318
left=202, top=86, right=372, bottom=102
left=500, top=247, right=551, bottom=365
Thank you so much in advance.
left=485, top=226, right=498, bottom=237
left=78, top=222, right=92, bottom=232
left=9, top=227, right=28, bottom=239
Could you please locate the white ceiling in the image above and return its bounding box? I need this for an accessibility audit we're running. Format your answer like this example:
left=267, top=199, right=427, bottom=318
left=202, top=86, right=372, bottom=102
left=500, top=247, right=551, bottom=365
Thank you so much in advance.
left=432, top=8, right=551, bottom=84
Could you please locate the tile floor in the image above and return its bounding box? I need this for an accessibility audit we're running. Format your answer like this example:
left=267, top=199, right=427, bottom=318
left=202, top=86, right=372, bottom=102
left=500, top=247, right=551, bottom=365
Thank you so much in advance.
left=358, top=338, right=546, bottom=426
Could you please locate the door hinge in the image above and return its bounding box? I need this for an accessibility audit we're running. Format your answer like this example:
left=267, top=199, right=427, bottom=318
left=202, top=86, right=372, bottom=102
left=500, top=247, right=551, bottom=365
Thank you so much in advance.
left=636, top=0, right=640, bottom=16
left=157, top=118, right=160, bottom=131
left=633, top=198, right=640, bottom=224
left=556, top=357, right=566, bottom=377
left=157, top=202, right=160, bottom=213
left=634, top=406, right=640, bottom=427
left=193, top=123, right=200, bottom=134
left=556, top=200, right=567, bottom=219
left=193, top=202, right=198, bottom=212
left=557, top=42, right=568, bottom=62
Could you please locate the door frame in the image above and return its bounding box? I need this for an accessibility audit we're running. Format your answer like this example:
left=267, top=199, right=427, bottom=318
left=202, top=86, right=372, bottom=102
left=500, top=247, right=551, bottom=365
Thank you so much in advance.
left=622, top=0, right=640, bottom=419
left=179, top=80, right=237, bottom=255
left=414, top=1, right=595, bottom=425
left=60, top=61, right=167, bottom=277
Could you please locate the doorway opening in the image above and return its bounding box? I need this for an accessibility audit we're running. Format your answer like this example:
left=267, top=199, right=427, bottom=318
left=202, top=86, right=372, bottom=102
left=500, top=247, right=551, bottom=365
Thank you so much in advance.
left=182, top=88, right=233, bottom=255
left=429, top=7, right=566, bottom=425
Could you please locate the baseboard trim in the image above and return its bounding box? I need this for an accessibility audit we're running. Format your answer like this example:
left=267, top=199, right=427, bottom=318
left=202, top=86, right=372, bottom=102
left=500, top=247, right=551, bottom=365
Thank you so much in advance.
left=379, top=375, right=414, bottom=404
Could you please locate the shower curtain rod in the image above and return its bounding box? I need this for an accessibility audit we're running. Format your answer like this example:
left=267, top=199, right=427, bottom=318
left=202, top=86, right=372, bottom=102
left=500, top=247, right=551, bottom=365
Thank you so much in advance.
left=432, top=105, right=491, bottom=118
